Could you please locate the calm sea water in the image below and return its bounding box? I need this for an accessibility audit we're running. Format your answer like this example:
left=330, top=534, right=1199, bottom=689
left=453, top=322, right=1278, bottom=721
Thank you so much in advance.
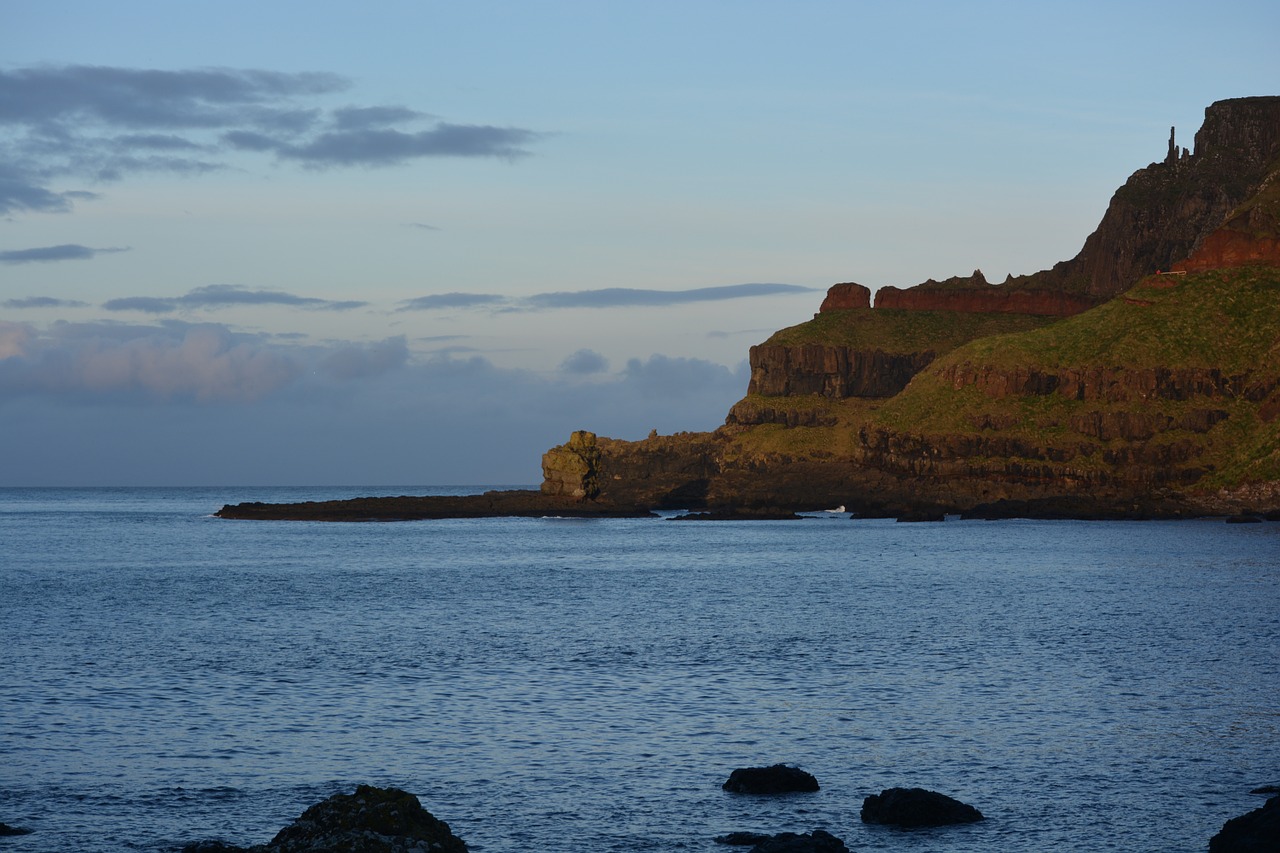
left=1, top=486, right=1277, bottom=852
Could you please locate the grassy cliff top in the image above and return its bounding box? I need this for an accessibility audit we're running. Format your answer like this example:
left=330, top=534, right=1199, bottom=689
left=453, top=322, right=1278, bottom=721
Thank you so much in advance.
left=760, top=307, right=1057, bottom=352
left=947, top=266, right=1280, bottom=374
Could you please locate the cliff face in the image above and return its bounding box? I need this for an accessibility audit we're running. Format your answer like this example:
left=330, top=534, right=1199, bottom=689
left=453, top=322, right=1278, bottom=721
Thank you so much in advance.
left=745, top=344, right=935, bottom=399
left=880, top=96, right=1280, bottom=309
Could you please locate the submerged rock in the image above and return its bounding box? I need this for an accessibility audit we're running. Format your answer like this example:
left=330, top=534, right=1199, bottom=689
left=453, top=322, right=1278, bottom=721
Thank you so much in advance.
left=722, top=765, right=820, bottom=794
left=860, top=787, right=984, bottom=827
left=0, top=822, right=33, bottom=836
left=1210, top=795, right=1280, bottom=852
left=181, top=785, right=468, bottom=853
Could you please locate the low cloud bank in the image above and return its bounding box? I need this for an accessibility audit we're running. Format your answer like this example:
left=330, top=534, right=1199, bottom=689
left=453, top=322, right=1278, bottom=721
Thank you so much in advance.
left=0, top=321, right=748, bottom=485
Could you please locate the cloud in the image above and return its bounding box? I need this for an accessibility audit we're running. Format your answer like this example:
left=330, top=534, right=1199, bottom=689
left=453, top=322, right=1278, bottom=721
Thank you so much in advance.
left=273, top=123, right=540, bottom=166
left=398, top=292, right=506, bottom=311
left=404, top=222, right=441, bottom=231
left=559, top=348, right=610, bottom=375
left=103, top=284, right=367, bottom=314
left=319, top=336, right=410, bottom=380
left=524, top=283, right=818, bottom=309
left=0, top=243, right=129, bottom=264
left=0, top=316, right=754, bottom=485
left=0, top=64, right=543, bottom=214
left=400, top=283, right=819, bottom=313
left=0, top=320, right=301, bottom=402
left=2, top=296, right=89, bottom=309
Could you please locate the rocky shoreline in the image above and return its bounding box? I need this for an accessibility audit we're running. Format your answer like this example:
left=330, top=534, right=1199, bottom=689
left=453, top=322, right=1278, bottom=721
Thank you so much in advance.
left=214, top=487, right=1280, bottom=522
left=150, top=776, right=1274, bottom=852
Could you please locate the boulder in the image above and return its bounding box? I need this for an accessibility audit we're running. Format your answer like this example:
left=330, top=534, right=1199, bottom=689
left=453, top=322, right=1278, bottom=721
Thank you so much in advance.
left=1210, top=795, right=1280, bottom=852
left=714, top=830, right=848, bottom=852
left=0, top=822, right=33, bottom=836
left=722, top=765, right=820, bottom=794
left=860, top=787, right=984, bottom=827
left=182, top=785, right=468, bottom=853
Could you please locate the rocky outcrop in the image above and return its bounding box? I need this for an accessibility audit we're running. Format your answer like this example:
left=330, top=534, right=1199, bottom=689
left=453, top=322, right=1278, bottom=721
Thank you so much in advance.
left=181, top=785, right=469, bottom=853
left=722, top=765, right=820, bottom=794
left=746, top=344, right=935, bottom=399
left=540, top=429, right=602, bottom=499
left=216, top=489, right=656, bottom=520
left=1210, top=795, right=1280, bottom=853
left=546, top=431, right=722, bottom=509
left=859, top=787, right=984, bottom=827
left=817, top=282, right=871, bottom=311
left=874, top=271, right=1096, bottom=315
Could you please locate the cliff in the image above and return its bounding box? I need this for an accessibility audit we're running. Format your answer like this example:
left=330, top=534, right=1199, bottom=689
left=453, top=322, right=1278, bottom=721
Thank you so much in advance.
left=870, top=96, right=1280, bottom=312
left=541, top=97, right=1280, bottom=519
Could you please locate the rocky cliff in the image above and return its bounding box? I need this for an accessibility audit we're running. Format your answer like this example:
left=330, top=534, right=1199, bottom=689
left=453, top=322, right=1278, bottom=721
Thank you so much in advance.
left=541, top=97, right=1280, bottom=519
left=871, top=96, right=1280, bottom=311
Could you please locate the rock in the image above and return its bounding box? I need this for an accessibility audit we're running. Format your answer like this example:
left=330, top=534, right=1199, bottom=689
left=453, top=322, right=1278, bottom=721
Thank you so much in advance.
left=1250, top=785, right=1280, bottom=795
left=714, top=831, right=773, bottom=846
left=216, top=489, right=655, bottom=521
left=860, top=787, right=984, bottom=827
left=540, top=429, right=603, bottom=500
left=722, top=765, right=819, bottom=794
left=1210, top=795, right=1280, bottom=852
left=1226, top=515, right=1264, bottom=524
left=714, top=830, right=847, bottom=852
left=875, top=271, right=1097, bottom=316
left=748, top=830, right=848, bottom=852
left=818, top=282, right=871, bottom=312
left=181, top=785, right=468, bottom=853
left=0, top=822, right=33, bottom=836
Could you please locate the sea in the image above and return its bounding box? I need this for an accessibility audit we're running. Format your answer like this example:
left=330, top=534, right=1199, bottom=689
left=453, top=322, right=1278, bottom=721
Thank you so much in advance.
left=1, top=486, right=1277, bottom=853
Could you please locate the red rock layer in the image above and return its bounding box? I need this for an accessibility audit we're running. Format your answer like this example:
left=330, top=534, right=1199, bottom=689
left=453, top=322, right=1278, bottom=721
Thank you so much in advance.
left=818, top=282, right=872, bottom=312
left=873, top=285, right=1097, bottom=316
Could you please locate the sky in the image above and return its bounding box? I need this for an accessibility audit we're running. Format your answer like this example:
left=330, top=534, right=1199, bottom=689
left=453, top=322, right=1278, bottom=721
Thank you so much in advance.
left=2, top=0, right=1278, bottom=486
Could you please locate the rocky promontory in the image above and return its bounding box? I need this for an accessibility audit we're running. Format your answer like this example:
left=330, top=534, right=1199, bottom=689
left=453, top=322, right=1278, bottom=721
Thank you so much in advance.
left=540, top=97, right=1280, bottom=520
left=217, top=97, right=1280, bottom=522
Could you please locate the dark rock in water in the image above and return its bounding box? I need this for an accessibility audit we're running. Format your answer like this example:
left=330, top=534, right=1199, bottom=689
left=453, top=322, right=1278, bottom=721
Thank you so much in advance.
left=748, top=830, right=849, bottom=852
left=714, top=830, right=847, bottom=852
left=860, top=787, right=984, bottom=827
left=1250, top=785, right=1280, bottom=794
left=181, top=785, right=468, bottom=853
left=722, top=765, right=820, bottom=794
left=1211, top=796, right=1280, bottom=852
left=216, top=489, right=655, bottom=522
left=1226, top=514, right=1264, bottom=523
left=714, top=831, right=773, bottom=846
left=0, top=822, right=33, bottom=836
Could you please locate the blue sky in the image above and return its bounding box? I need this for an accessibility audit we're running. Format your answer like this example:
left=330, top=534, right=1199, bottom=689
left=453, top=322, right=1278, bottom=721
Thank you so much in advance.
left=2, top=0, right=1277, bottom=486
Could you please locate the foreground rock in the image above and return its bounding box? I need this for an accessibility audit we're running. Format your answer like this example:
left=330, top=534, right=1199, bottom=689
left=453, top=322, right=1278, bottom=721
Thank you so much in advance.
left=860, top=787, right=984, bottom=827
left=181, top=785, right=468, bottom=853
left=216, top=489, right=655, bottom=521
left=722, top=765, right=820, bottom=794
left=715, top=829, right=848, bottom=852
left=1210, top=796, right=1280, bottom=852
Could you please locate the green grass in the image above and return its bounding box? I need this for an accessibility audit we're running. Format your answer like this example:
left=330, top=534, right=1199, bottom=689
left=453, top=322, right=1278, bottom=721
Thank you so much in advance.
left=722, top=265, right=1280, bottom=490
left=760, top=307, right=1058, bottom=352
